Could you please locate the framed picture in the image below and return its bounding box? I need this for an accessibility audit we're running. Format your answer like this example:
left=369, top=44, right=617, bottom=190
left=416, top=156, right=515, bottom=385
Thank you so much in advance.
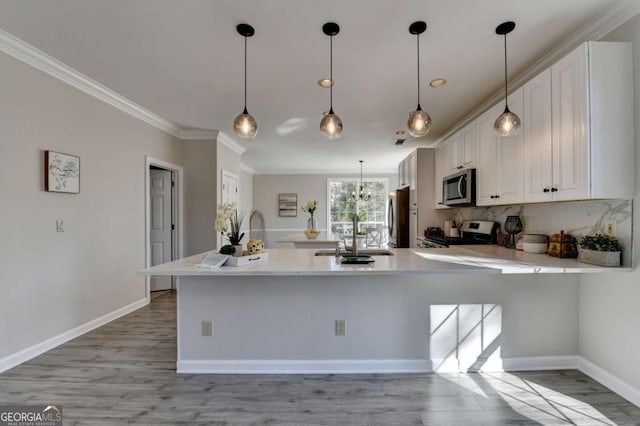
left=45, top=150, right=80, bottom=193
left=278, top=193, right=297, bottom=217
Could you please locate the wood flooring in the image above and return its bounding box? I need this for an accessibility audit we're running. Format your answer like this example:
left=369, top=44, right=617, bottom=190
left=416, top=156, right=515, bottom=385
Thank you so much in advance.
left=1, top=291, right=639, bottom=425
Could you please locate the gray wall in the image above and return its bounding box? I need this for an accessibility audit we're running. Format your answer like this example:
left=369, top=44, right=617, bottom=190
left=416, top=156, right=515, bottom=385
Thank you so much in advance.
left=182, top=139, right=216, bottom=256
left=579, top=14, right=640, bottom=393
left=0, top=51, right=183, bottom=360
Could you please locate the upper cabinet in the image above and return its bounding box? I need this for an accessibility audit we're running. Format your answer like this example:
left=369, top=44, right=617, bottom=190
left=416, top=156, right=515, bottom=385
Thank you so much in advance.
left=524, top=42, right=634, bottom=202
left=443, top=125, right=477, bottom=175
left=476, top=88, right=525, bottom=206
left=398, top=150, right=417, bottom=190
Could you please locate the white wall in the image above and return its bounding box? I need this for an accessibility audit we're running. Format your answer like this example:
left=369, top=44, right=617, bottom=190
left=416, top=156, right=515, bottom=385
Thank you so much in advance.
left=239, top=167, right=253, bottom=237
left=0, top=51, right=183, bottom=362
left=252, top=173, right=397, bottom=247
left=578, top=15, right=640, bottom=400
left=182, top=139, right=216, bottom=256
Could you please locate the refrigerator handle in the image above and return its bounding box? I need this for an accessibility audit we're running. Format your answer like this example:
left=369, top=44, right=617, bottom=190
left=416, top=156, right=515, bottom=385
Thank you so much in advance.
left=388, top=199, right=394, bottom=236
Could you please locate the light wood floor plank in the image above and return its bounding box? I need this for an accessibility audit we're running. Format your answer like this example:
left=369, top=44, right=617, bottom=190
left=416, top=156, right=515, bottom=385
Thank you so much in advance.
left=1, top=291, right=638, bottom=425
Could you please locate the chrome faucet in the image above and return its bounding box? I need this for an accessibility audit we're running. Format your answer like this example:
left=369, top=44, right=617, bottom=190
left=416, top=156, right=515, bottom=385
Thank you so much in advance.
left=351, top=213, right=359, bottom=256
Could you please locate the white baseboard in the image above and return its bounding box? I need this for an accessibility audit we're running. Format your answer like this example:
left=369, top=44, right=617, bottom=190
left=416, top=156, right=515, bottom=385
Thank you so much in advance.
left=177, top=356, right=582, bottom=375
left=0, top=297, right=149, bottom=373
left=177, top=359, right=432, bottom=374
left=577, top=356, right=640, bottom=407
left=502, top=355, right=579, bottom=371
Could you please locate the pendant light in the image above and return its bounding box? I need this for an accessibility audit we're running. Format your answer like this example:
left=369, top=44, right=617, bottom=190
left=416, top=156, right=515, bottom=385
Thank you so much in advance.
left=494, top=21, right=521, bottom=137
left=233, top=23, right=258, bottom=141
left=352, top=160, right=371, bottom=201
left=320, top=22, right=343, bottom=141
left=407, top=21, right=431, bottom=138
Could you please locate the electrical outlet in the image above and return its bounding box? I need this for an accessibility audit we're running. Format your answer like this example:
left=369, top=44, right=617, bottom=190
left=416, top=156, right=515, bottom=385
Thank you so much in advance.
left=605, top=220, right=617, bottom=238
left=56, top=219, right=65, bottom=232
left=201, top=320, right=213, bottom=337
left=335, top=320, right=346, bottom=336
left=523, top=218, right=531, bottom=232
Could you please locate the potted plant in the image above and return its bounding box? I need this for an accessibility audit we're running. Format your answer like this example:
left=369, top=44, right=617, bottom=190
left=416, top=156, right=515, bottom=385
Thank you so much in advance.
left=578, top=233, right=621, bottom=267
left=215, top=202, right=245, bottom=256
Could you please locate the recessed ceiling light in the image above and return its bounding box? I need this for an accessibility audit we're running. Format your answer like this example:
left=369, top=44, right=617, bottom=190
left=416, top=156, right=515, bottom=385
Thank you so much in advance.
left=430, top=78, right=447, bottom=88
left=395, top=130, right=406, bottom=136
left=318, top=79, right=334, bottom=88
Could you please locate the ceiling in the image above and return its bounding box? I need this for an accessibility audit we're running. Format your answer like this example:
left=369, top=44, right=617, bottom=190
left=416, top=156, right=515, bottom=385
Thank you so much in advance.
left=0, top=0, right=631, bottom=173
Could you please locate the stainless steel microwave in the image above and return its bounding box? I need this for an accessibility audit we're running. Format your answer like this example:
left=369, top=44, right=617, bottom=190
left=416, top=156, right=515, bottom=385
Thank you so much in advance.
left=442, top=169, right=476, bottom=207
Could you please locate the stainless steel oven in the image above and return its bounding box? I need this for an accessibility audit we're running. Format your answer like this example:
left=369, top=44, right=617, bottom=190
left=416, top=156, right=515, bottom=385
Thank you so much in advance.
left=442, top=169, right=476, bottom=207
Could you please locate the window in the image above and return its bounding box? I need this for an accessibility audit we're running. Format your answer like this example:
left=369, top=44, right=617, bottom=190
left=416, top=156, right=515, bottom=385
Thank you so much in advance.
left=326, top=178, right=389, bottom=238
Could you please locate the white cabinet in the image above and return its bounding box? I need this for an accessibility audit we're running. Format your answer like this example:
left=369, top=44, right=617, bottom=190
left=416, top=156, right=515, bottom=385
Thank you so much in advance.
left=523, top=68, right=553, bottom=202
left=476, top=88, right=525, bottom=206
left=434, top=146, right=447, bottom=208
left=524, top=42, right=634, bottom=202
left=398, top=151, right=417, bottom=189
left=443, top=126, right=476, bottom=175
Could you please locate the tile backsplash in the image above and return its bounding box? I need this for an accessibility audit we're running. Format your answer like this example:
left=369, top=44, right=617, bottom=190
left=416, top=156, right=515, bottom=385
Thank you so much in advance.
left=453, top=199, right=633, bottom=267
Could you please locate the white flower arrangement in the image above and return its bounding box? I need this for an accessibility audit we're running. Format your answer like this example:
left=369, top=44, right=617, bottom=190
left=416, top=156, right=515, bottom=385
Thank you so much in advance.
left=299, top=200, right=318, bottom=217
left=215, top=202, right=244, bottom=245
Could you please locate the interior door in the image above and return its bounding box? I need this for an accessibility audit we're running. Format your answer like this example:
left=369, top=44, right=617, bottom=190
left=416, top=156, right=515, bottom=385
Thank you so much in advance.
left=150, top=168, right=173, bottom=291
left=222, top=170, right=239, bottom=206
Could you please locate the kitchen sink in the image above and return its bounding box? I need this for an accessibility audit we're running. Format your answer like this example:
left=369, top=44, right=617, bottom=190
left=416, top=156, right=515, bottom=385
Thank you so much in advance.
left=315, top=249, right=394, bottom=256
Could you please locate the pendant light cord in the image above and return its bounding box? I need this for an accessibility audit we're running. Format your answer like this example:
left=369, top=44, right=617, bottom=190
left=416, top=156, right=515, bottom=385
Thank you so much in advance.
left=243, top=35, right=248, bottom=110
left=416, top=33, right=421, bottom=108
left=329, top=34, right=333, bottom=111
left=503, top=33, right=508, bottom=109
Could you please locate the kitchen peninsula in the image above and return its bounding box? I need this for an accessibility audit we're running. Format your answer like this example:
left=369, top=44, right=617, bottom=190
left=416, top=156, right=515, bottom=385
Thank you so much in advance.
left=140, top=247, right=620, bottom=374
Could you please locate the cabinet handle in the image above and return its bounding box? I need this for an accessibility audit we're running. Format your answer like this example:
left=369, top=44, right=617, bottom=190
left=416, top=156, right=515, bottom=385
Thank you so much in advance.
left=457, top=165, right=463, bottom=169
left=495, top=195, right=500, bottom=199
left=543, top=188, right=550, bottom=193
left=551, top=187, right=558, bottom=192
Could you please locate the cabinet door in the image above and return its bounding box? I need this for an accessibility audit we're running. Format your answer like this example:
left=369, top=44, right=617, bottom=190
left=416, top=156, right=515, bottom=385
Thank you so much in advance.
left=448, top=132, right=462, bottom=173
left=524, top=69, right=553, bottom=202
left=460, top=122, right=477, bottom=169
left=551, top=44, right=588, bottom=201
left=434, top=147, right=446, bottom=208
left=475, top=108, right=498, bottom=206
left=496, top=88, right=525, bottom=204
left=409, top=151, right=418, bottom=191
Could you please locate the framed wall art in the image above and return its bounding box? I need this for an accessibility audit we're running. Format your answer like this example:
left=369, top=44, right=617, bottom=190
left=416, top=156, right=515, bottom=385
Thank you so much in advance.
left=45, top=150, right=80, bottom=193
left=278, top=193, right=297, bottom=217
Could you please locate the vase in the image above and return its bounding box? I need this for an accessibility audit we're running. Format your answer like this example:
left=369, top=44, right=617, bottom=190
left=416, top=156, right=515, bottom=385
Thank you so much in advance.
left=307, top=215, right=318, bottom=231
left=233, top=244, right=244, bottom=257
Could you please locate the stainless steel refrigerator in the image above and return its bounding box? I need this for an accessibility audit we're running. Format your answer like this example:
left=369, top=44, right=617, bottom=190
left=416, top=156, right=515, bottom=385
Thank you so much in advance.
left=388, top=186, right=417, bottom=248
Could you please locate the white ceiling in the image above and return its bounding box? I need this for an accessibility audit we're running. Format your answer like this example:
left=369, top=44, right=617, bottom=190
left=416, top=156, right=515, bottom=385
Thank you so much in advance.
left=0, top=0, right=633, bottom=173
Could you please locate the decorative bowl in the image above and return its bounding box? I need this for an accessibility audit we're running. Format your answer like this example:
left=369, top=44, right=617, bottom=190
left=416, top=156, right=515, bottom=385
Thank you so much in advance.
left=304, top=229, right=320, bottom=239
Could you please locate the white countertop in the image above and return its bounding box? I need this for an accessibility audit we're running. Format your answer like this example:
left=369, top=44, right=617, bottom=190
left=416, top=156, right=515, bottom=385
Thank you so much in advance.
left=139, top=248, right=498, bottom=276
left=139, top=246, right=629, bottom=277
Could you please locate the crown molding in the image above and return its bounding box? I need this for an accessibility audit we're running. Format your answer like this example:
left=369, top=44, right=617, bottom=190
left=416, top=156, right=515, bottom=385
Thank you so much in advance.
left=0, top=29, right=184, bottom=138
left=178, top=129, right=219, bottom=140
left=241, top=163, right=256, bottom=174
left=436, top=0, right=640, bottom=145
left=216, top=131, right=247, bottom=155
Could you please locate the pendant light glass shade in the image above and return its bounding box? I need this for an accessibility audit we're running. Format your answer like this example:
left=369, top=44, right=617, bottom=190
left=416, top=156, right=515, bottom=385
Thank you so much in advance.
left=407, top=106, right=432, bottom=138
left=494, top=107, right=521, bottom=137
left=495, top=21, right=520, bottom=137
left=234, top=24, right=257, bottom=141
left=234, top=107, right=258, bottom=140
left=407, top=21, right=431, bottom=138
left=320, top=108, right=343, bottom=141
left=320, top=23, right=342, bottom=141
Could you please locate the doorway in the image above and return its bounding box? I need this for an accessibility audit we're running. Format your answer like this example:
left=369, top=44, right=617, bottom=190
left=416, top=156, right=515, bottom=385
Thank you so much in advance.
left=145, top=157, right=183, bottom=301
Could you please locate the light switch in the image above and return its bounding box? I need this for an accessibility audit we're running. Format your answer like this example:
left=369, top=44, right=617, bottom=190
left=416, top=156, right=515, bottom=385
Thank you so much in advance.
left=56, top=219, right=65, bottom=232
